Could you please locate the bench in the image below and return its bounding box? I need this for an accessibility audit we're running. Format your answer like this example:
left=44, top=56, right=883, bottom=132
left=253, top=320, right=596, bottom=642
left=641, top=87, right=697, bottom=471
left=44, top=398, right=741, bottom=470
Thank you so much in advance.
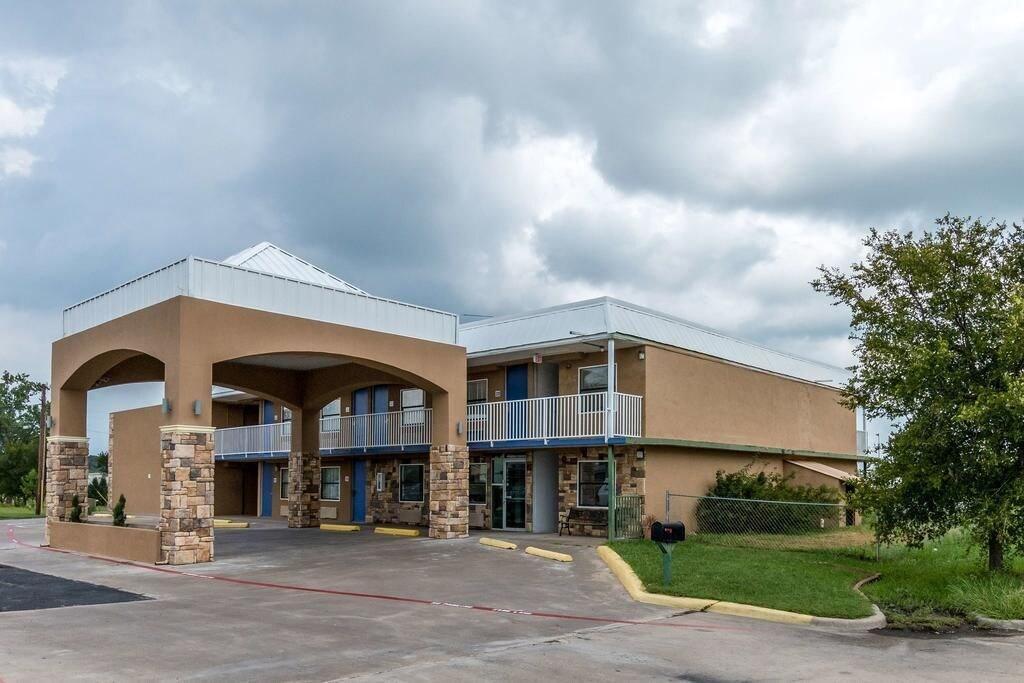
left=558, top=507, right=608, bottom=536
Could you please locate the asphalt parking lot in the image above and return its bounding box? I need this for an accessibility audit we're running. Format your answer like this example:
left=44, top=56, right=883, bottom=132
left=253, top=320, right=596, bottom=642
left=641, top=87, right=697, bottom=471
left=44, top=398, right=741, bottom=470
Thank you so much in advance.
left=2, top=517, right=1023, bottom=681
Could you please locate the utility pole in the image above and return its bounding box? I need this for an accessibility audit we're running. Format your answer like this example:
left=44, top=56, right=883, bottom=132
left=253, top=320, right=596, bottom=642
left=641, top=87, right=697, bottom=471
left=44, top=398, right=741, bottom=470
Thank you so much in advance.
left=35, top=385, right=47, bottom=516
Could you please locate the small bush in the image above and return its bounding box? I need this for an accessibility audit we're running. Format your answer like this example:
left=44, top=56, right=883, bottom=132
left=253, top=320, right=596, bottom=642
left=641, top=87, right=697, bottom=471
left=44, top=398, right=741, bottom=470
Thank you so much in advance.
left=112, top=494, right=127, bottom=527
left=69, top=494, right=82, bottom=523
left=695, top=465, right=844, bottom=534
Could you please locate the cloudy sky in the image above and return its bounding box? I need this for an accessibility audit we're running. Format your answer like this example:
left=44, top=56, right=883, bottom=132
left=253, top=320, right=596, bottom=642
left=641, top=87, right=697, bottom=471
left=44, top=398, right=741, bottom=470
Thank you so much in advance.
left=2, top=1, right=1022, bottom=447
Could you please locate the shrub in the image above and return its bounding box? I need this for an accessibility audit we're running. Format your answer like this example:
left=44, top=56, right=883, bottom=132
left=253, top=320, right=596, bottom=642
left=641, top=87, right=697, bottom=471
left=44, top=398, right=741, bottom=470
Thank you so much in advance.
left=112, top=494, right=127, bottom=527
left=69, top=494, right=82, bottom=523
left=694, top=465, right=844, bottom=535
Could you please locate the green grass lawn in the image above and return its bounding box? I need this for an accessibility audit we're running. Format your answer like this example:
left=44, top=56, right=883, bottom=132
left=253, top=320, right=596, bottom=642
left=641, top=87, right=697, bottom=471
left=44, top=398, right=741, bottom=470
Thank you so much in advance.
left=608, top=539, right=876, bottom=619
left=0, top=504, right=41, bottom=520
left=610, top=532, right=1024, bottom=629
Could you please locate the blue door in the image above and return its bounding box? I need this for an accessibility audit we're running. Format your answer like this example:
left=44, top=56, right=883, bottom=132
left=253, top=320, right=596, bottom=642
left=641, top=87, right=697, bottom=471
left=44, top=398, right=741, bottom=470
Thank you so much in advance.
left=506, top=364, right=529, bottom=439
left=353, top=388, right=370, bottom=447
left=352, top=459, right=366, bottom=522
left=260, top=461, right=274, bottom=517
left=372, top=385, right=389, bottom=445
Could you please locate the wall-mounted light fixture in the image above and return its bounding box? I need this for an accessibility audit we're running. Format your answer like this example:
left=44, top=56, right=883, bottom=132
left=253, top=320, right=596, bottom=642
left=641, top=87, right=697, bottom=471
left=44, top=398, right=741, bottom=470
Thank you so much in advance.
left=193, top=400, right=202, bottom=416
left=161, top=398, right=172, bottom=414
left=636, top=448, right=645, bottom=460
left=638, top=350, right=645, bottom=360
left=456, top=420, right=464, bottom=435
left=45, top=415, right=54, bottom=429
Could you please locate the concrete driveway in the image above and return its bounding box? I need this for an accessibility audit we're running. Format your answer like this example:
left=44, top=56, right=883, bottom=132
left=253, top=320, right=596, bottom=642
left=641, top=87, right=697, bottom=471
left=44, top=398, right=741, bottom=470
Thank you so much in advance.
left=2, top=517, right=1023, bottom=681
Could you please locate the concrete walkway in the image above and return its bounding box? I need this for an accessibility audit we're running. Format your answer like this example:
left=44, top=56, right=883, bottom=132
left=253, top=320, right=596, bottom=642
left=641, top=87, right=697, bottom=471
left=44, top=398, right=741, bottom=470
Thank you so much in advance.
left=1, top=517, right=1022, bottom=681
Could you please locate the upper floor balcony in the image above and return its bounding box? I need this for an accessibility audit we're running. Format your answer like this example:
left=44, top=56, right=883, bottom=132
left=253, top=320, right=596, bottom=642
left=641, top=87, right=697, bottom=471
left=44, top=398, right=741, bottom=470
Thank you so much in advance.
left=213, top=391, right=643, bottom=458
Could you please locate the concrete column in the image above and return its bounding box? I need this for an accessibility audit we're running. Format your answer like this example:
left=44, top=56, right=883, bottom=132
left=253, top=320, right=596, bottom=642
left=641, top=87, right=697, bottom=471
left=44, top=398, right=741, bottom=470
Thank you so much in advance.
left=428, top=443, right=469, bottom=539
left=158, top=426, right=216, bottom=564
left=288, top=408, right=321, bottom=528
left=44, top=437, right=90, bottom=545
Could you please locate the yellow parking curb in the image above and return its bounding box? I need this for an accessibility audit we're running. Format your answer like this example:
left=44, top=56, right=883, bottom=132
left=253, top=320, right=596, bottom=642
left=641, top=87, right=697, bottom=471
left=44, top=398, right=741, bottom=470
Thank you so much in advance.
left=596, top=546, right=812, bottom=623
left=321, top=523, right=361, bottom=532
left=374, top=526, right=420, bottom=537
left=214, top=520, right=249, bottom=529
left=479, top=537, right=517, bottom=550
left=525, top=546, right=573, bottom=562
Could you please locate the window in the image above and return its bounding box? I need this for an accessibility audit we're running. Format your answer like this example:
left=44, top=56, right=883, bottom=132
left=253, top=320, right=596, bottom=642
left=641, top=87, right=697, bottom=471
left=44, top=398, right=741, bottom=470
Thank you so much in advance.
left=467, top=379, right=488, bottom=404
left=399, top=463, right=424, bottom=503
left=579, top=364, right=616, bottom=414
left=321, top=399, right=341, bottom=418
left=577, top=461, right=609, bottom=508
left=320, top=466, right=341, bottom=501
left=579, top=364, right=616, bottom=393
left=401, top=388, right=425, bottom=426
left=281, top=406, right=293, bottom=422
left=279, top=467, right=289, bottom=500
left=469, top=462, right=487, bottom=505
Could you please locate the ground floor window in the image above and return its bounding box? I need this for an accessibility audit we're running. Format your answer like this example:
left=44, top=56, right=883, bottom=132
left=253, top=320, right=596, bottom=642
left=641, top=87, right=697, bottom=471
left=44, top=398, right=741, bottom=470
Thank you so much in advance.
left=399, top=463, right=425, bottom=502
left=279, top=467, right=289, bottom=499
left=320, top=466, right=341, bottom=501
left=469, top=462, right=487, bottom=504
left=578, top=460, right=608, bottom=508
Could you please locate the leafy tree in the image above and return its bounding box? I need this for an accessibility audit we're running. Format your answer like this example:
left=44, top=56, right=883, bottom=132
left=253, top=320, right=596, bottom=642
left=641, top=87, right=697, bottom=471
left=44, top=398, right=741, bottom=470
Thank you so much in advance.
left=88, top=476, right=109, bottom=506
left=0, top=371, right=46, bottom=506
left=20, top=468, right=37, bottom=503
left=92, top=451, right=109, bottom=473
left=814, top=215, right=1024, bottom=570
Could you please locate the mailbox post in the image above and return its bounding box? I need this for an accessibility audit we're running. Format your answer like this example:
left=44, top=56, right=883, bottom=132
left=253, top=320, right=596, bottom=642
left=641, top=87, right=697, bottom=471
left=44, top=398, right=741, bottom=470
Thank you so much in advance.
left=650, top=521, right=685, bottom=584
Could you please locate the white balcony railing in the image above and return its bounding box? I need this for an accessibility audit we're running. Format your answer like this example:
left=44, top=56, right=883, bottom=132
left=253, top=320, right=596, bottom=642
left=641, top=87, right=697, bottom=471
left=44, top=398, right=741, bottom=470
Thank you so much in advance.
left=213, top=395, right=643, bottom=456
left=215, top=422, right=291, bottom=456
left=467, top=392, right=643, bottom=443
left=320, top=409, right=432, bottom=450
left=214, top=409, right=432, bottom=456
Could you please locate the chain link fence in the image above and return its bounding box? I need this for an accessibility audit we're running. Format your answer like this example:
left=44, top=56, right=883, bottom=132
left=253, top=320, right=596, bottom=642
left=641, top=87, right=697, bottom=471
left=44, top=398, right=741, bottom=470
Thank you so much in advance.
left=666, top=493, right=875, bottom=553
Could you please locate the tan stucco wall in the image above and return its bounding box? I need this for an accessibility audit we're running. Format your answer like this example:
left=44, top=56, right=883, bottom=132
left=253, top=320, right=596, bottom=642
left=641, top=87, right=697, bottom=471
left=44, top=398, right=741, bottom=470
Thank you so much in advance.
left=643, top=345, right=855, bottom=454
left=644, top=446, right=783, bottom=527
left=49, top=520, right=161, bottom=564
left=52, top=296, right=467, bottom=447
left=109, top=405, right=163, bottom=515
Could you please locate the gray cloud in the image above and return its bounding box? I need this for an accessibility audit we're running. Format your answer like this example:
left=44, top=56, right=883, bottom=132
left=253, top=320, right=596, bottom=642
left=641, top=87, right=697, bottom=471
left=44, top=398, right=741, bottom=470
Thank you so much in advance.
left=1, top=0, right=1022, bottom=401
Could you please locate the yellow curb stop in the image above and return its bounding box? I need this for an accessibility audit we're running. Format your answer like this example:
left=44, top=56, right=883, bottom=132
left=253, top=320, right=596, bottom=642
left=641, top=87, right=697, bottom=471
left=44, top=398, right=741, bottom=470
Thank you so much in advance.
left=213, top=520, right=250, bottom=529
left=374, top=526, right=420, bottom=537
left=321, top=523, right=361, bottom=532
left=525, top=546, right=573, bottom=562
left=479, top=537, right=517, bottom=550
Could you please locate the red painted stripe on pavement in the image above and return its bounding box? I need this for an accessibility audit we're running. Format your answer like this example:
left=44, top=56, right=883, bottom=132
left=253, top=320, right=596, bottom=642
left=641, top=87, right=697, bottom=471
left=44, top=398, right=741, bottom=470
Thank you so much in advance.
left=6, top=525, right=747, bottom=632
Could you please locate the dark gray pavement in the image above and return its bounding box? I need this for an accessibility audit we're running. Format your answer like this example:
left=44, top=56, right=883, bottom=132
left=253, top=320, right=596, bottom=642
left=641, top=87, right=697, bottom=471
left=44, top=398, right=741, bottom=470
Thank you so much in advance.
left=1, top=517, right=1022, bottom=681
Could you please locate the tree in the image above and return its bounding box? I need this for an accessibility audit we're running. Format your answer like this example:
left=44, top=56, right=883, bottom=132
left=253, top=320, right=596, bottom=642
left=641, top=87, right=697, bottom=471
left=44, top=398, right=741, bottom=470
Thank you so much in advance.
left=813, top=215, right=1024, bottom=570
left=0, top=371, right=46, bottom=506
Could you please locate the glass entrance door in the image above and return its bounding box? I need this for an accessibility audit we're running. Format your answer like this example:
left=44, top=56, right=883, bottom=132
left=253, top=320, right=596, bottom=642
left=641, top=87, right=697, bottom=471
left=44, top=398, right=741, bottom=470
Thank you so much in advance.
left=504, top=460, right=527, bottom=530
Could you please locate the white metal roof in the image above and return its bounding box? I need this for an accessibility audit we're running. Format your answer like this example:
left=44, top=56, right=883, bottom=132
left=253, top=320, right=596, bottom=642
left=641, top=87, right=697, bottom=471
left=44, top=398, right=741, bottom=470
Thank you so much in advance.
left=62, top=255, right=458, bottom=344
left=458, top=297, right=850, bottom=386
left=221, top=242, right=366, bottom=293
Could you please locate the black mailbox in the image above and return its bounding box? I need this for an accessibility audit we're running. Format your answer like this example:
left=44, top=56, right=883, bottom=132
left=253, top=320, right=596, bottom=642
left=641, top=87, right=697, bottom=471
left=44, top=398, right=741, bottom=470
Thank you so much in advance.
left=651, top=521, right=685, bottom=543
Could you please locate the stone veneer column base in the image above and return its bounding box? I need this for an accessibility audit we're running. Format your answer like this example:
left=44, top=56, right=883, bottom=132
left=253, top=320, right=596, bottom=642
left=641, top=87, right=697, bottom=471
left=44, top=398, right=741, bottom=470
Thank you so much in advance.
left=428, top=444, right=469, bottom=539
left=44, top=437, right=90, bottom=546
left=159, top=426, right=215, bottom=565
left=288, top=451, right=321, bottom=528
